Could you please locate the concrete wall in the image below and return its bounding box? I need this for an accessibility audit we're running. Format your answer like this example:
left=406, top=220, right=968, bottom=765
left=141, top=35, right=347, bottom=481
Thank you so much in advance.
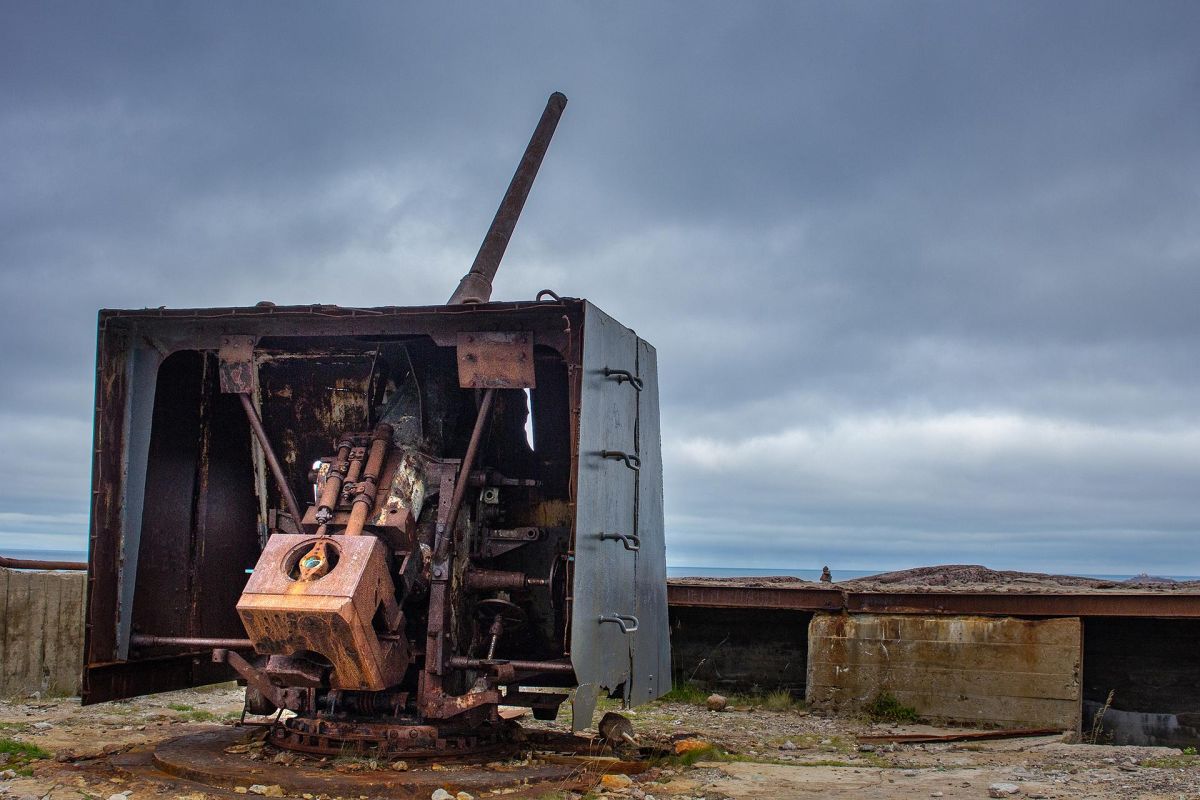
left=670, top=606, right=811, bottom=695
left=807, top=612, right=1082, bottom=730
left=0, top=566, right=86, bottom=698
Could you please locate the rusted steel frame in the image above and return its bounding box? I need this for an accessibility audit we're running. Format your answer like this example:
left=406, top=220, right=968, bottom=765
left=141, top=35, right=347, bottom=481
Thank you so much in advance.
left=98, top=304, right=581, bottom=364
left=131, top=635, right=254, bottom=649
left=344, top=423, right=393, bottom=536
left=857, top=728, right=1061, bottom=744
left=434, top=388, right=497, bottom=558
left=421, top=386, right=498, bottom=720
left=0, top=554, right=87, bottom=571
left=465, top=568, right=548, bottom=591
left=342, top=447, right=366, bottom=499
left=315, top=439, right=353, bottom=525
left=448, top=656, right=575, bottom=675
left=666, top=583, right=845, bottom=612
left=213, top=648, right=289, bottom=710
left=237, top=392, right=305, bottom=530
left=667, top=583, right=1200, bottom=619
left=420, top=686, right=501, bottom=720
left=846, top=591, right=1200, bottom=618
left=423, top=471, right=458, bottom=685
left=84, top=321, right=132, bottom=671
left=448, top=92, right=568, bottom=305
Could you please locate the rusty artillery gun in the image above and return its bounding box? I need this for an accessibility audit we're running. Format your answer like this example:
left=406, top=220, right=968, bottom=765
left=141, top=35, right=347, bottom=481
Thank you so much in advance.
left=82, top=93, right=669, bottom=758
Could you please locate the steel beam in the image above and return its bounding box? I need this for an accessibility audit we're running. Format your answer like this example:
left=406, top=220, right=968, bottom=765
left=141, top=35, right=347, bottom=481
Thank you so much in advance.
left=667, top=581, right=1200, bottom=619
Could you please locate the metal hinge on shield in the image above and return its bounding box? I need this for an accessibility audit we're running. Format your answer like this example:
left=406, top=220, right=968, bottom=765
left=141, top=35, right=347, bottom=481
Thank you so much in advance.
left=599, top=531, right=641, bottom=552
left=598, top=613, right=639, bottom=633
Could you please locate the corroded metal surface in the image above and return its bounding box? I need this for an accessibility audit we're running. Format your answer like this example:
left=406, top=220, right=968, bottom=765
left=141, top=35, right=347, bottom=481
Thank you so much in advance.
left=237, top=534, right=406, bottom=691
left=667, top=582, right=845, bottom=612
left=127, top=727, right=599, bottom=798
left=270, top=715, right=513, bottom=758
left=0, top=554, right=87, bottom=570
left=456, top=331, right=536, bottom=388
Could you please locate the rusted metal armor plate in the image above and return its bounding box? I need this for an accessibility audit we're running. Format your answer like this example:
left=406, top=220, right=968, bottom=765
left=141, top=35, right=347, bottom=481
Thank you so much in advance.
left=217, top=336, right=256, bottom=394
left=456, top=331, right=536, bottom=388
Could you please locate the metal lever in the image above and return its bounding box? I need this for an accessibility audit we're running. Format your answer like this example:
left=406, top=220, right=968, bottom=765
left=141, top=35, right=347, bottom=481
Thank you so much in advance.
left=601, top=450, right=641, bottom=471
left=600, top=531, right=641, bottom=552
left=598, top=613, right=640, bottom=634
left=603, top=367, right=643, bottom=391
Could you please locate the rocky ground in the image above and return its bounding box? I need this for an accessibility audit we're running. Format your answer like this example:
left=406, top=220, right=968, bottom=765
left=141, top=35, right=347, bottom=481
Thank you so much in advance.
left=2, top=686, right=1198, bottom=800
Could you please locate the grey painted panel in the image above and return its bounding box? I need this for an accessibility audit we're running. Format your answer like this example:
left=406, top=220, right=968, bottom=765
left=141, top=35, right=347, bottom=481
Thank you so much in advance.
left=117, top=344, right=163, bottom=660
left=631, top=339, right=670, bottom=703
left=570, top=303, right=639, bottom=728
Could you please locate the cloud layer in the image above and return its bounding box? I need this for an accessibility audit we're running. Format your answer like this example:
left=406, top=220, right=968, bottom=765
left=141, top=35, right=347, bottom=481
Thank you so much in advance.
left=1, top=3, right=1198, bottom=574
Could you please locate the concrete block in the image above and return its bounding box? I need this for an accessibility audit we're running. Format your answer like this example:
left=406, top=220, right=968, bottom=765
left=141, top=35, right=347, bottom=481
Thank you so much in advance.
left=807, top=612, right=1081, bottom=730
left=1, top=566, right=86, bottom=698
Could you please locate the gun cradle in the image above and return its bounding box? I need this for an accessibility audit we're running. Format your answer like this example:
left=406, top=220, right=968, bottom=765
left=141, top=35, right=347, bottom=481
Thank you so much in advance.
left=237, top=534, right=407, bottom=691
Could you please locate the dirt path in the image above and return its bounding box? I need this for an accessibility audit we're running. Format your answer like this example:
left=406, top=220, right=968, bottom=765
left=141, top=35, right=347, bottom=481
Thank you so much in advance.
left=2, top=687, right=1198, bottom=800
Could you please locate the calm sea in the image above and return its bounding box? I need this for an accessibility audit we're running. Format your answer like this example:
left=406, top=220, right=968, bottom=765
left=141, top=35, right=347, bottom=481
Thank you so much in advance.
left=4, top=550, right=1194, bottom=582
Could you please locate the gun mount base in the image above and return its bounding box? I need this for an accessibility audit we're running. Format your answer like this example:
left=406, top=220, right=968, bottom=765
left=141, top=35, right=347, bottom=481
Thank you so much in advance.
left=121, top=725, right=658, bottom=799
left=269, top=713, right=516, bottom=759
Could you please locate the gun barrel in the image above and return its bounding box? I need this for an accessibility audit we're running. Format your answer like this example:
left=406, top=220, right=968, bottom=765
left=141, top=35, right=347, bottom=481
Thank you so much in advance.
left=448, top=91, right=568, bottom=305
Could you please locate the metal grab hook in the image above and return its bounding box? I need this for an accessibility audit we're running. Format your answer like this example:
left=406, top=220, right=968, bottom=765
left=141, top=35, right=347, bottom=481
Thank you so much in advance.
left=603, top=367, right=643, bottom=391
left=536, top=289, right=562, bottom=302
left=598, top=613, right=640, bottom=634
left=599, top=531, right=641, bottom=552
left=600, top=450, right=641, bottom=471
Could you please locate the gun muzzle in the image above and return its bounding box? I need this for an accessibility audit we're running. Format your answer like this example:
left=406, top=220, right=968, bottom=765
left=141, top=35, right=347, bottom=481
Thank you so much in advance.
left=448, top=91, right=568, bottom=305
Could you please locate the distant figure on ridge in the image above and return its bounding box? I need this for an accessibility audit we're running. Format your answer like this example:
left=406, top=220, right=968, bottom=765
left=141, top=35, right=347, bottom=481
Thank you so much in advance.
left=820, top=566, right=832, bottom=583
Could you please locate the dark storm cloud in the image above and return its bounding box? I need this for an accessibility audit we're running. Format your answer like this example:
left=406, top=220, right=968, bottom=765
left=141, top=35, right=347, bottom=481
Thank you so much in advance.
left=1, top=2, right=1198, bottom=574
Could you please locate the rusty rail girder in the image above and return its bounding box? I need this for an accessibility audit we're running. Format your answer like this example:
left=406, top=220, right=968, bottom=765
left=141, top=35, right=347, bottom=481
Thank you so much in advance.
left=667, top=581, right=1200, bottom=619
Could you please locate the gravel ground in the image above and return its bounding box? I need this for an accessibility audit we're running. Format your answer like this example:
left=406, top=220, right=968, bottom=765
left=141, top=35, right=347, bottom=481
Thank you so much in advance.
left=2, top=687, right=1199, bottom=800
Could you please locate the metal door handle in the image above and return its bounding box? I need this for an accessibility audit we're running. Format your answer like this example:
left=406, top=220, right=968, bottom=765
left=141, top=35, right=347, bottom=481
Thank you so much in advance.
left=604, top=367, right=644, bottom=391
left=600, top=450, right=641, bottom=471
left=598, top=613, right=639, bottom=633
left=600, top=532, right=641, bottom=552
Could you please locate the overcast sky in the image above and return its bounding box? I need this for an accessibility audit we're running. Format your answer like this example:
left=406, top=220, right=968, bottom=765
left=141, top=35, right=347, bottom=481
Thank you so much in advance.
left=2, top=2, right=1198, bottom=575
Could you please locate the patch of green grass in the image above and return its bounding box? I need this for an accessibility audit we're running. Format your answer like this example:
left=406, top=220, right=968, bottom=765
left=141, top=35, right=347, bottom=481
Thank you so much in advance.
left=167, top=703, right=218, bottom=722
left=723, top=689, right=805, bottom=712
left=674, top=744, right=727, bottom=766
left=1184, top=746, right=1198, bottom=756
left=762, top=689, right=798, bottom=712
left=1141, top=754, right=1200, bottom=769
left=0, top=737, right=51, bottom=766
left=185, top=709, right=218, bottom=722
left=863, top=692, right=919, bottom=724
left=658, top=683, right=710, bottom=705
left=766, top=733, right=854, bottom=753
